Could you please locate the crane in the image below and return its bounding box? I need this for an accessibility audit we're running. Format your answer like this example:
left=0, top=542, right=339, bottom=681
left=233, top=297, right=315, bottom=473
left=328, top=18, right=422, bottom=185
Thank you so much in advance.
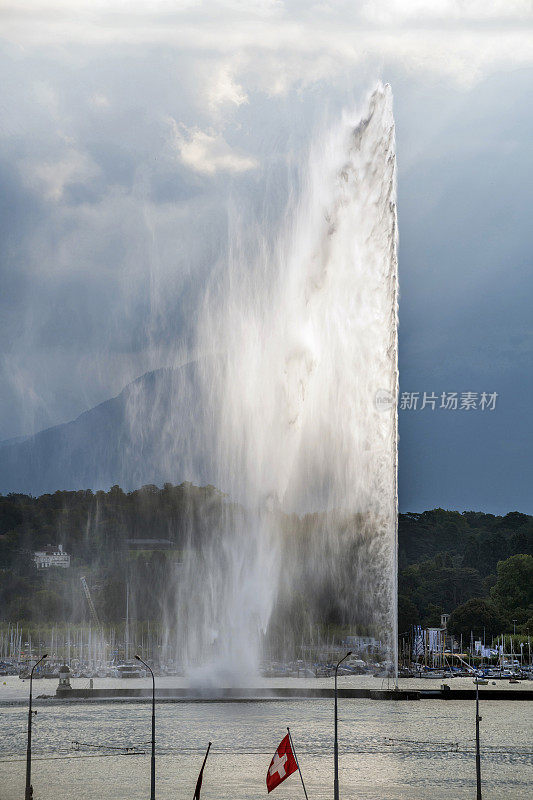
left=80, top=575, right=100, bottom=626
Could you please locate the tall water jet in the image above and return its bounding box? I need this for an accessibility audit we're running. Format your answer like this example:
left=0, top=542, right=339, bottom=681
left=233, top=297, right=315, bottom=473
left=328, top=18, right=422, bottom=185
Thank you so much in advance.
left=161, top=84, right=398, bottom=684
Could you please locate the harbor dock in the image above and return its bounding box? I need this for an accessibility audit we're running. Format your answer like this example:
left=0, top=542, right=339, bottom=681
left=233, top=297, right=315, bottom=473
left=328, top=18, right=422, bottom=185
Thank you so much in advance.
left=52, top=685, right=533, bottom=701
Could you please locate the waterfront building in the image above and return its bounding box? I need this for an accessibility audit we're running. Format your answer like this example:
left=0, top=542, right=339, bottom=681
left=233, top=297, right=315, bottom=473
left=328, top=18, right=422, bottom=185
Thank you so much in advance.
left=33, top=543, right=70, bottom=569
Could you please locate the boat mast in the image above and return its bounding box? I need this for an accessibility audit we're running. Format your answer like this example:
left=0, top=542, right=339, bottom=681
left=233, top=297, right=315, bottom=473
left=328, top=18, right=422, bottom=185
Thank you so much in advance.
left=125, top=581, right=130, bottom=662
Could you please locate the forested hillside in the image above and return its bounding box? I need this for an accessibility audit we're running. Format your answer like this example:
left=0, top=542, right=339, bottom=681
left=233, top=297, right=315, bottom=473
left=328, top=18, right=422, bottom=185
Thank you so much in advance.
left=1, top=486, right=532, bottom=640
left=398, top=509, right=533, bottom=636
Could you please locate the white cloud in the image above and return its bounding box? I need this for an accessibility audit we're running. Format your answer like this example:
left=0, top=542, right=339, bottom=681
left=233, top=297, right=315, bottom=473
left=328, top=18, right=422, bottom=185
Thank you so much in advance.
left=170, top=121, right=258, bottom=174
left=205, top=61, right=248, bottom=113
left=1, top=0, right=532, bottom=444
left=90, top=92, right=110, bottom=108
left=23, top=147, right=99, bottom=201
left=1, top=1, right=532, bottom=94
left=359, top=0, right=533, bottom=25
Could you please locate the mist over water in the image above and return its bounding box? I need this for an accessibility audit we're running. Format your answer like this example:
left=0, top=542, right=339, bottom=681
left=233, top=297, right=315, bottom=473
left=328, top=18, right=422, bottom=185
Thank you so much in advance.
left=152, top=84, right=399, bottom=684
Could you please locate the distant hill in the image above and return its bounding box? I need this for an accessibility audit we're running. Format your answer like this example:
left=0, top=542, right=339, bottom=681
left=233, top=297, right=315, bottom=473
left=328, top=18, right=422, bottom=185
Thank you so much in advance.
left=0, top=484, right=531, bottom=634
left=0, top=363, right=212, bottom=496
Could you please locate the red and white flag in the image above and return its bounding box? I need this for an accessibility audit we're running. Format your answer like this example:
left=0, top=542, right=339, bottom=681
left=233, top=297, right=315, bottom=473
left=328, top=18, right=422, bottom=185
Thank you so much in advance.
left=266, top=733, right=298, bottom=793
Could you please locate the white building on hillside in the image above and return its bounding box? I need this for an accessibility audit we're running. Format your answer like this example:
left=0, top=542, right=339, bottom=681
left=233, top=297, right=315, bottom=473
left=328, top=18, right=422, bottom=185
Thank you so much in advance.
left=33, top=543, right=70, bottom=569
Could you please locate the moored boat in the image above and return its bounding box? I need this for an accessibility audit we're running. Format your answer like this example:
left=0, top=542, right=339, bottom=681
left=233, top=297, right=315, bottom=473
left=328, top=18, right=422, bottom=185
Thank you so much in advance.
left=112, top=662, right=147, bottom=678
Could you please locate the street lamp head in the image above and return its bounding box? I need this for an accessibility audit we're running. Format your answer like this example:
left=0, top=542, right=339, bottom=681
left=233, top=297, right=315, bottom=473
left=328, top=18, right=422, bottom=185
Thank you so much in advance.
left=42, top=654, right=48, bottom=659
left=336, top=650, right=352, bottom=669
left=134, top=654, right=141, bottom=661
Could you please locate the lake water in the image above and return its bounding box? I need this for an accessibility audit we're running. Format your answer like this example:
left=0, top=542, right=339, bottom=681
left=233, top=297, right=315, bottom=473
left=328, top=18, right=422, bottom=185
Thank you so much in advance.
left=1, top=677, right=531, bottom=800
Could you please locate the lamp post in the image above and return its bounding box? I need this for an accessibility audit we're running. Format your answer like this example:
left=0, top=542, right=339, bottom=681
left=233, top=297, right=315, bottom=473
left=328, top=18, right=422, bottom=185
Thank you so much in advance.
left=475, top=677, right=482, bottom=800
left=25, top=654, right=47, bottom=800
left=135, top=655, right=155, bottom=800
left=334, top=651, right=352, bottom=800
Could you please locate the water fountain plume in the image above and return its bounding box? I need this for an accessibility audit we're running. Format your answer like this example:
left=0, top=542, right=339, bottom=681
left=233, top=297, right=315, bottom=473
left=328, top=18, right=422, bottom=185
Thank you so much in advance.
left=160, top=83, right=399, bottom=685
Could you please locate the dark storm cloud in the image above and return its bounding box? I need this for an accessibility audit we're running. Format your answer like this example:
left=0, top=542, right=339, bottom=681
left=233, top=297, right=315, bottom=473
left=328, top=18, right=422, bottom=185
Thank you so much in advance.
left=395, top=70, right=533, bottom=513
left=0, top=2, right=532, bottom=510
left=0, top=41, right=240, bottom=437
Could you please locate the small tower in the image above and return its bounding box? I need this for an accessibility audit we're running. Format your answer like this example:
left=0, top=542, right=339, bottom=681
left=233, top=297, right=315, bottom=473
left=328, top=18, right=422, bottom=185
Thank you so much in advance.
left=58, top=664, right=71, bottom=689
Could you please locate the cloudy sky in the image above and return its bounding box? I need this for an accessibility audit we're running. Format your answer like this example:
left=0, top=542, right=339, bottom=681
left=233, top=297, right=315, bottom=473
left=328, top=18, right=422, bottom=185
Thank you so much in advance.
left=1, top=1, right=532, bottom=513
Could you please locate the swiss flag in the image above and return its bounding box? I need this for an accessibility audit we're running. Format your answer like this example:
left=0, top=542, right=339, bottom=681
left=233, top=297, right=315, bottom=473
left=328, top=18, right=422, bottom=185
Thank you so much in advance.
left=266, top=733, right=298, bottom=793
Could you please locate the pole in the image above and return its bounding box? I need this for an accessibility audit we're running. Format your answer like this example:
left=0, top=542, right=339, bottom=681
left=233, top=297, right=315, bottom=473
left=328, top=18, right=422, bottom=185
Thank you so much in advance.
left=135, top=655, right=155, bottom=800
left=25, top=654, right=47, bottom=800
left=334, top=651, right=351, bottom=800
left=475, top=679, right=482, bottom=800
left=193, top=742, right=211, bottom=799
left=125, top=582, right=130, bottom=662
left=287, top=727, right=308, bottom=800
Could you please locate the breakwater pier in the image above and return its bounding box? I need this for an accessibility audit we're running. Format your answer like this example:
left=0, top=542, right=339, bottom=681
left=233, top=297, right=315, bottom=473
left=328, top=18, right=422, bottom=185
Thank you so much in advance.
left=51, top=685, right=533, bottom=701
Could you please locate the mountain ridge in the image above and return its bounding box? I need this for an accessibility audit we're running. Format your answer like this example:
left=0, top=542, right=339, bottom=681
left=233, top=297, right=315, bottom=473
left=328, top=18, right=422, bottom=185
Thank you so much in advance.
left=0, top=365, right=197, bottom=496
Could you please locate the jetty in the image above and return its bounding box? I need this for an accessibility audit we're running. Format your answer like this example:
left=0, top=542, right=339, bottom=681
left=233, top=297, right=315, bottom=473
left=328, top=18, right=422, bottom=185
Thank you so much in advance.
left=52, top=685, right=533, bottom=701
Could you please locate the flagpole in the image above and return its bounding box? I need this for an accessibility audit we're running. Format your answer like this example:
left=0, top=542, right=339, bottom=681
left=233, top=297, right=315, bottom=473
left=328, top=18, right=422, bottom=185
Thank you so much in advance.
left=201, top=742, right=211, bottom=770
left=287, top=727, right=309, bottom=800
left=193, top=741, right=212, bottom=800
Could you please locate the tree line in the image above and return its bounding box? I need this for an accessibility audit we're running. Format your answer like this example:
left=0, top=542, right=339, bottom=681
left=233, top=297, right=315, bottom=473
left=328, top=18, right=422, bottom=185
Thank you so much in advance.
left=398, top=508, right=533, bottom=639
left=0, top=486, right=531, bottom=642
